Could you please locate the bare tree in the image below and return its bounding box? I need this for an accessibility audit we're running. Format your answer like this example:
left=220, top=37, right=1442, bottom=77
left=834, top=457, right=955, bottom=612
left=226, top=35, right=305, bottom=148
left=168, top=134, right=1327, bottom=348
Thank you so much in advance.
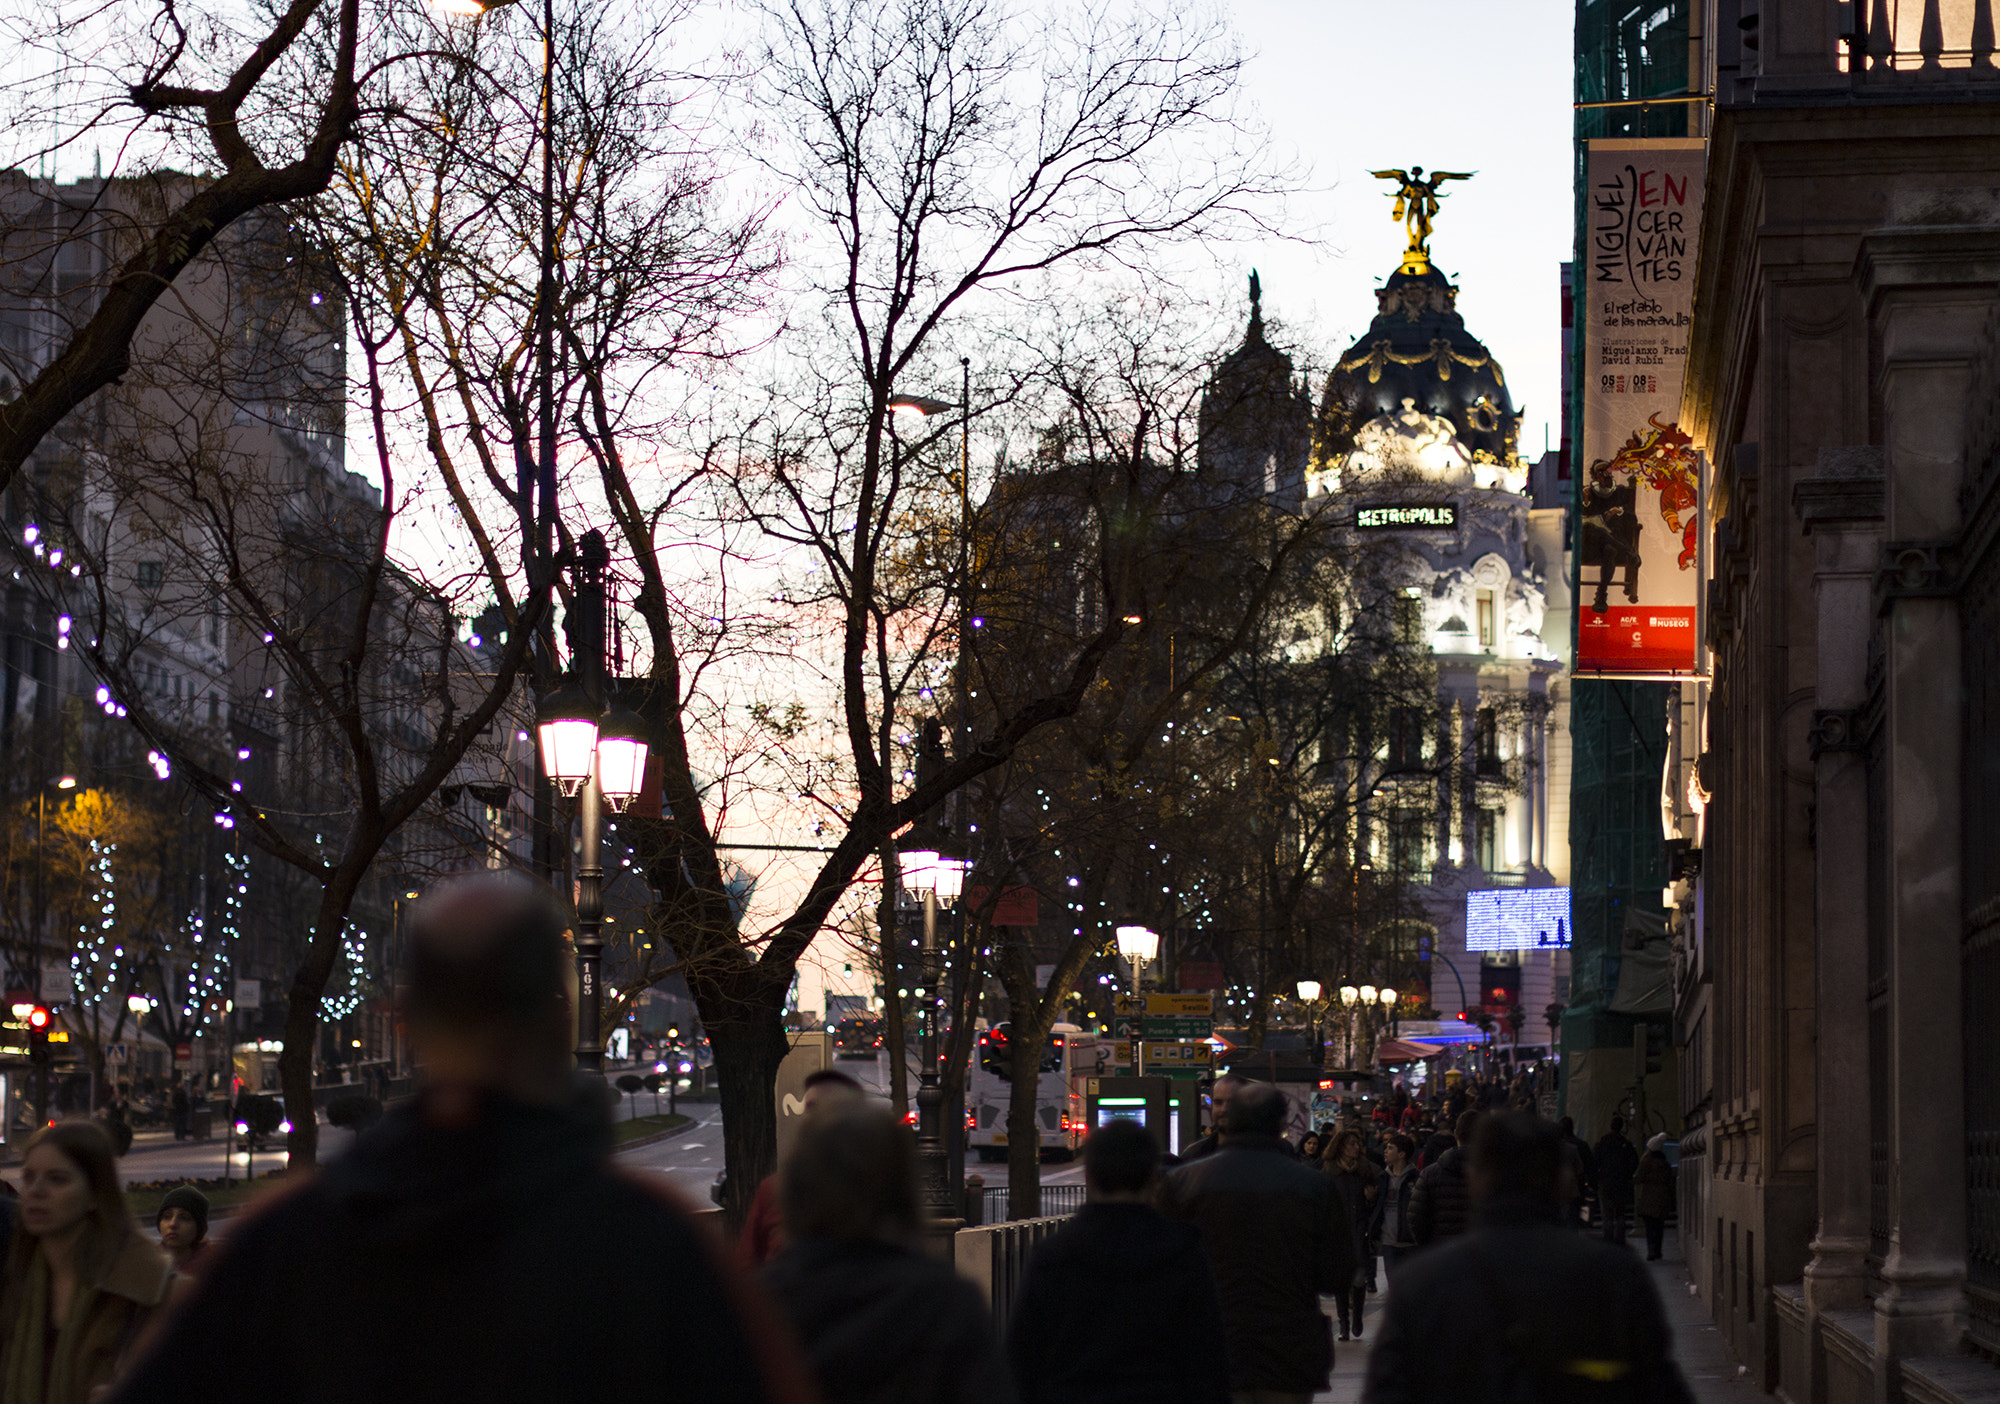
left=0, top=0, right=364, bottom=492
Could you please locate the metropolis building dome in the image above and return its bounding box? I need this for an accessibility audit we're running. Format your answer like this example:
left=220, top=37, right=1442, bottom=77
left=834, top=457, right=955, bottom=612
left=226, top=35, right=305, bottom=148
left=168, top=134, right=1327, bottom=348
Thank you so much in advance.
left=1199, top=167, right=1572, bottom=1046
left=1311, top=168, right=1526, bottom=495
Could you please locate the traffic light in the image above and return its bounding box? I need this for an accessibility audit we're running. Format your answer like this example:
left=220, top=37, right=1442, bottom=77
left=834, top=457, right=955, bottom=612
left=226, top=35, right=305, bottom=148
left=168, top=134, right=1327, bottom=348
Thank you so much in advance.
left=27, top=1006, right=50, bottom=1058
left=666, top=1025, right=680, bottom=1041
left=1642, top=1022, right=1666, bottom=1075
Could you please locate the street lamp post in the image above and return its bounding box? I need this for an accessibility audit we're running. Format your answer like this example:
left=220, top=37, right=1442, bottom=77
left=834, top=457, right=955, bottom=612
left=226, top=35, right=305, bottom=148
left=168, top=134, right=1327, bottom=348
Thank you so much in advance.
left=897, top=845, right=964, bottom=1230
left=1296, top=980, right=1324, bottom=1067
left=535, top=530, right=650, bottom=1073
left=1116, top=926, right=1159, bottom=1075
left=1338, top=984, right=1359, bottom=1068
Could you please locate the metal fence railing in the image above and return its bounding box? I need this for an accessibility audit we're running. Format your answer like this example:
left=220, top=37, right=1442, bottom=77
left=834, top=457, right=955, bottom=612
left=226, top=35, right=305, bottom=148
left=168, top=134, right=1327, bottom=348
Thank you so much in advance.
left=953, top=1216, right=1071, bottom=1333
left=978, top=1181, right=1086, bottom=1225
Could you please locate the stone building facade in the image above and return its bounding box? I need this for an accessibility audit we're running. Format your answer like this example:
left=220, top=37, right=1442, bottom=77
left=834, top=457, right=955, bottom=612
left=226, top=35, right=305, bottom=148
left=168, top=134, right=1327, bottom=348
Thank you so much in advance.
left=1201, top=220, right=1574, bottom=1046
left=1667, top=1, right=2000, bottom=1397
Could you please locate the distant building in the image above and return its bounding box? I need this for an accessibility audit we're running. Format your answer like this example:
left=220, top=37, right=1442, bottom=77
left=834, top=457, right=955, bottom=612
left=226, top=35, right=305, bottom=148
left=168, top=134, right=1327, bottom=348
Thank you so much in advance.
left=0, top=172, right=523, bottom=1086
left=1200, top=192, right=1572, bottom=1058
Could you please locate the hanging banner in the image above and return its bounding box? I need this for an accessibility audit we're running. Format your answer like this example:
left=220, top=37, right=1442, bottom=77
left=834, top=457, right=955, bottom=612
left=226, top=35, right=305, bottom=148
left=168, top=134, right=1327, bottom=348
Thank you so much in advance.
left=1577, top=137, right=1706, bottom=677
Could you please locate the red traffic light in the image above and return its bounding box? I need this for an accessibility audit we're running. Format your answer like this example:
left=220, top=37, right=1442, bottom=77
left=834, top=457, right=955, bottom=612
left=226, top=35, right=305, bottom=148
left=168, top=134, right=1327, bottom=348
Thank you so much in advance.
left=27, top=1006, right=50, bottom=1031
left=1455, top=1010, right=1467, bottom=1022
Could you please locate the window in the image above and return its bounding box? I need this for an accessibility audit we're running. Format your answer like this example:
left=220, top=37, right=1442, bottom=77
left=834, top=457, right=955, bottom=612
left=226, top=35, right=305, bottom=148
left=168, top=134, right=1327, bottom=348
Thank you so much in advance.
left=1388, top=708, right=1426, bottom=771
left=1476, top=589, right=1495, bottom=649
left=1389, top=811, right=1430, bottom=875
left=1475, top=707, right=1501, bottom=776
left=1476, top=808, right=1500, bottom=871
left=136, top=560, right=163, bottom=592
left=1394, top=591, right=1423, bottom=644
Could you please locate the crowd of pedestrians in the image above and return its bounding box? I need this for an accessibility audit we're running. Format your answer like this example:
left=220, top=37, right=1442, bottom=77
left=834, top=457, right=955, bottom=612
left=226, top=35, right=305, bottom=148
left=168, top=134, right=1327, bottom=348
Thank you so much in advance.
left=0, top=874, right=1694, bottom=1403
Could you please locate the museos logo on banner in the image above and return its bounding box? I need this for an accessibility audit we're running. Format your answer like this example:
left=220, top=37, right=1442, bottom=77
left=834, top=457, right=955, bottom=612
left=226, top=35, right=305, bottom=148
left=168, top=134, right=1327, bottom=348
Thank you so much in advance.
left=1578, top=138, right=1705, bottom=678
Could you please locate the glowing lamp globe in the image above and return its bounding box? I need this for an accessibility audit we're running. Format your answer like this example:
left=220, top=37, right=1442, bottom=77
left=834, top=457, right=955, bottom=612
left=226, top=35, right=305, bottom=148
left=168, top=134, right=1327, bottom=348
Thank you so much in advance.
left=932, top=858, right=966, bottom=904
left=1114, top=925, right=1159, bottom=963
left=594, top=704, right=651, bottom=811
left=535, top=681, right=599, bottom=796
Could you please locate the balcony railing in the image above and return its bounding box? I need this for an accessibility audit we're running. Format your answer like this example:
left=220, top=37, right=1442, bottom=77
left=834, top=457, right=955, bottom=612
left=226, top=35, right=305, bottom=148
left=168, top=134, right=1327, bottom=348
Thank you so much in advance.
left=1849, top=0, right=2000, bottom=82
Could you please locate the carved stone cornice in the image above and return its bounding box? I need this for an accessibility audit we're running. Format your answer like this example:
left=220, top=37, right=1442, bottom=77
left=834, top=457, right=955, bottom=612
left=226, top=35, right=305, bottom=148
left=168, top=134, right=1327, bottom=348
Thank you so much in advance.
left=1809, top=708, right=1868, bottom=757
left=1794, top=446, right=1887, bottom=533
left=1874, top=539, right=1962, bottom=615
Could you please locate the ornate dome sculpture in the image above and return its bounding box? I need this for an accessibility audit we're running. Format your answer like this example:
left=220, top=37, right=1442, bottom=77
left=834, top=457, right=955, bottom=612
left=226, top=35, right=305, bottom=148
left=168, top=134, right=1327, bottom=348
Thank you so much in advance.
left=1321, top=169, right=1522, bottom=468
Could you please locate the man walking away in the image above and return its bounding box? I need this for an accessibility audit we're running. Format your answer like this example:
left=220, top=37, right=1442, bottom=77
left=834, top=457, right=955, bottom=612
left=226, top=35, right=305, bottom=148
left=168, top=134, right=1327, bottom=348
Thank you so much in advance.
left=1595, top=1115, right=1641, bottom=1246
left=112, top=873, right=814, bottom=1404
left=1635, top=1133, right=1676, bottom=1261
left=1361, top=1113, right=1697, bottom=1404
left=1557, top=1115, right=1595, bottom=1229
left=763, top=1100, right=1013, bottom=1404
left=1408, top=1111, right=1481, bottom=1246
left=1006, top=1119, right=1226, bottom=1404
left=1165, top=1081, right=1353, bottom=1404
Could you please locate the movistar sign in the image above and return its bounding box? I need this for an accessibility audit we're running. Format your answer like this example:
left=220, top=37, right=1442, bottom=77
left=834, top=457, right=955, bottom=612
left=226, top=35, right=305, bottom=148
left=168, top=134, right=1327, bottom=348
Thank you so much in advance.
left=1356, top=502, right=1458, bottom=530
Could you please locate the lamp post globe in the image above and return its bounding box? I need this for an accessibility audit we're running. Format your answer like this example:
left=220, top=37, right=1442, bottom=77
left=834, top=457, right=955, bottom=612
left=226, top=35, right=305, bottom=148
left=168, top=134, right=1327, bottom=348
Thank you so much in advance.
left=594, top=703, right=650, bottom=811
left=1339, top=984, right=1360, bottom=1008
left=535, top=681, right=599, bottom=796
left=1296, top=979, right=1322, bottom=1003
left=893, top=834, right=962, bottom=1233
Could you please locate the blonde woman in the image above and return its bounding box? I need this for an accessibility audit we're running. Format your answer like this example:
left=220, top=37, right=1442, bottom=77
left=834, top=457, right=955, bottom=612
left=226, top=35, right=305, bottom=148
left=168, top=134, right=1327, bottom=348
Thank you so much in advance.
left=0, top=1120, right=170, bottom=1404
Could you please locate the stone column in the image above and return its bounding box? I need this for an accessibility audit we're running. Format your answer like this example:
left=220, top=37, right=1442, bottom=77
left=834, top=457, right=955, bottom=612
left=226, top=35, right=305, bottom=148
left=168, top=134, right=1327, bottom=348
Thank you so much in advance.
left=1792, top=449, right=1884, bottom=1328
left=1860, top=236, right=2000, bottom=1367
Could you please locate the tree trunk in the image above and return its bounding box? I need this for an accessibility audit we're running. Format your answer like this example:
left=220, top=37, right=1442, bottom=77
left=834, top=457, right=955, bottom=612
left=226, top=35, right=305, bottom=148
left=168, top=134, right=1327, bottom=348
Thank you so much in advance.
left=278, top=870, right=365, bottom=1168
left=1003, top=981, right=1044, bottom=1221
left=877, top=870, right=909, bottom=1119
left=704, top=1005, right=789, bottom=1235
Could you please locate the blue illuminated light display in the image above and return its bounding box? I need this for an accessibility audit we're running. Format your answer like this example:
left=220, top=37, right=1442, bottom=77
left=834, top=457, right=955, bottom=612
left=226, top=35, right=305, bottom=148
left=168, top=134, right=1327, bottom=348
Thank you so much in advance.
left=1464, top=887, right=1572, bottom=952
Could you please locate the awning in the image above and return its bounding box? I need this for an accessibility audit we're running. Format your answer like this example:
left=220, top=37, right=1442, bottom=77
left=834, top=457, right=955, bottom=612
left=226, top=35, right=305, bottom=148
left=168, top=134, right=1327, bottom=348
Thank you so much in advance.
left=1376, top=1038, right=1448, bottom=1065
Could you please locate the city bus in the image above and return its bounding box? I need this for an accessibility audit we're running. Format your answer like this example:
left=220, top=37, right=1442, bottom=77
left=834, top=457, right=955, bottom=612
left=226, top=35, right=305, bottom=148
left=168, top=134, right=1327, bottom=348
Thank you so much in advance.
left=967, top=1022, right=1107, bottom=1161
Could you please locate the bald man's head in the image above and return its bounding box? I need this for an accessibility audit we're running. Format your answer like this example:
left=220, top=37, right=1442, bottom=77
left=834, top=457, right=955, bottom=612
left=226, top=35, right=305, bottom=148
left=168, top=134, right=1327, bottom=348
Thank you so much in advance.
left=401, top=874, right=572, bottom=1084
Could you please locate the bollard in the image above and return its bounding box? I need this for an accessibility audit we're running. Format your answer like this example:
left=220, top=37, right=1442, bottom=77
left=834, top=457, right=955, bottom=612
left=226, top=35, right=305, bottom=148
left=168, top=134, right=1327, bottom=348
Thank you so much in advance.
left=963, top=1174, right=985, bottom=1227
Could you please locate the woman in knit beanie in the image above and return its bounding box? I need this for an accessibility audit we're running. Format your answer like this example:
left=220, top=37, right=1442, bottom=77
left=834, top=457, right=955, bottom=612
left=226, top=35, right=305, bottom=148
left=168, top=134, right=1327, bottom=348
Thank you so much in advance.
left=154, top=1185, right=209, bottom=1269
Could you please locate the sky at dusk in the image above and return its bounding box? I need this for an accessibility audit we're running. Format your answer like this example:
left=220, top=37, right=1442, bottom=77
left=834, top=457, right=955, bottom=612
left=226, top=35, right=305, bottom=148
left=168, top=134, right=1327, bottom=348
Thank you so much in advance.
left=1221, top=0, right=1575, bottom=461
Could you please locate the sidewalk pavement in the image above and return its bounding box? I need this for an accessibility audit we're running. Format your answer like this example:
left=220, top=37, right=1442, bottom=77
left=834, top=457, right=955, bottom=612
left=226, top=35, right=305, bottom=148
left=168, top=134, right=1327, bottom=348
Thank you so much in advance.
left=1312, top=1229, right=1758, bottom=1403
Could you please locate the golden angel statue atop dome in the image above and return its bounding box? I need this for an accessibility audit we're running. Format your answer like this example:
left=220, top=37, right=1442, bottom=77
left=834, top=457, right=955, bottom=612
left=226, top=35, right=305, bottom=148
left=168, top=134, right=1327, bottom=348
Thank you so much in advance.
left=1371, top=166, right=1476, bottom=269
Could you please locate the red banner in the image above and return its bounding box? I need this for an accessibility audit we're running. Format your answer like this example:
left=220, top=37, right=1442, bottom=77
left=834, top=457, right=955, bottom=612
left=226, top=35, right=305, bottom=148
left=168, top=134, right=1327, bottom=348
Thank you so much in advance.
left=1578, top=605, right=1698, bottom=673
left=967, top=886, right=1038, bottom=927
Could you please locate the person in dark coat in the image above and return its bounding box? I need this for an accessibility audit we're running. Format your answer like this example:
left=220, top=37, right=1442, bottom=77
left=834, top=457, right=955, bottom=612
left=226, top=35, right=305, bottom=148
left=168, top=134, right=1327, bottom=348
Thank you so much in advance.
left=763, top=1099, right=1013, bottom=1404
left=1377, top=1133, right=1421, bottom=1279
left=1006, top=1119, right=1226, bottom=1404
left=1361, top=1113, right=1697, bottom=1404
left=1594, top=1115, right=1641, bottom=1245
left=168, top=1078, right=189, bottom=1143
left=1634, top=1133, right=1677, bottom=1261
left=1164, top=1081, right=1353, bottom=1403
left=1320, top=1129, right=1378, bottom=1342
left=1409, top=1110, right=1481, bottom=1246
left=1180, top=1075, right=1248, bottom=1162
left=111, top=874, right=814, bottom=1404
left=1558, top=1115, right=1596, bottom=1228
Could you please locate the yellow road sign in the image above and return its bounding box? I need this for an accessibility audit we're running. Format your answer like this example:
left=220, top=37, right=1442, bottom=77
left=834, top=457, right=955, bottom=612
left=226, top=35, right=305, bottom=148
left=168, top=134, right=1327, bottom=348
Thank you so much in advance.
left=1114, top=993, right=1214, bottom=1018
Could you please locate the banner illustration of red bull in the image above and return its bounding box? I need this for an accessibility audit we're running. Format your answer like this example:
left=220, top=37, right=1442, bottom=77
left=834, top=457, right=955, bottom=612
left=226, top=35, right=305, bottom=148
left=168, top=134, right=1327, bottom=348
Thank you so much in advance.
left=1578, top=138, right=1706, bottom=678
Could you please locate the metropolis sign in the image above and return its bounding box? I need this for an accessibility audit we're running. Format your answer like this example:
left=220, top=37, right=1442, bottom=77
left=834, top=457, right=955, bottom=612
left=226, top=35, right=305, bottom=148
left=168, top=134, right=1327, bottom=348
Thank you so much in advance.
left=1356, top=502, right=1458, bottom=530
